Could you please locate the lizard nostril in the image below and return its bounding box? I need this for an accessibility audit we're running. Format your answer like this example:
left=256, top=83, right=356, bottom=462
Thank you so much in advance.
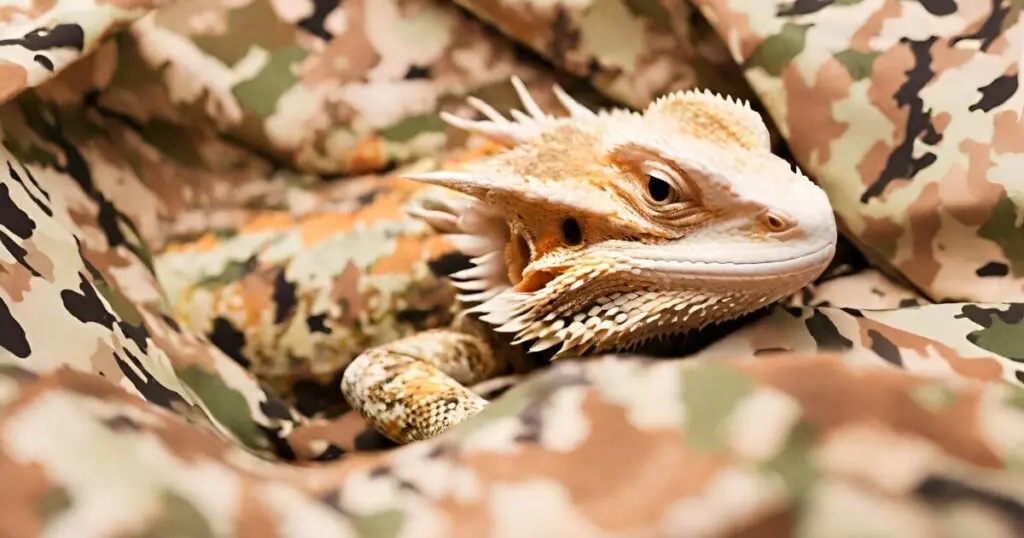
left=561, top=217, right=583, bottom=246
left=760, top=211, right=794, bottom=233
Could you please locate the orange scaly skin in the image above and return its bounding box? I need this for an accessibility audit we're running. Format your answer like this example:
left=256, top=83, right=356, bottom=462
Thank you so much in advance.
left=342, top=77, right=838, bottom=444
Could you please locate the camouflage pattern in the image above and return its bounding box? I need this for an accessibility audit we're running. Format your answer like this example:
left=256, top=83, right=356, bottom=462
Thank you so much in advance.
left=8, top=352, right=1024, bottom=536
left=116, top=0, right=614, bottom=177
left=1, top=0, right=615, bottom=180
left=2, top=0, right=1024, bottom=536
left=784, top=238, right=931, bottom=310
left=452, top=0, right=754, bottom=106
left=453, top=0, right=797, bottom=153
left=0, top=0, right=158, bottom=103
left=691, top=0, right=1024, bottom=303
left=154, top=168, right=465, bottom=411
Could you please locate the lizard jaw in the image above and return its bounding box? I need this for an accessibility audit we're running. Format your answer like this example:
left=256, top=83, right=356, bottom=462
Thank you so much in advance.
left=467, top=246, right=833, bottom=359
left=408, top=193, right=835, bottom=359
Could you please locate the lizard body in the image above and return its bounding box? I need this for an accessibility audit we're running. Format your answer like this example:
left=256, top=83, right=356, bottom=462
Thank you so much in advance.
left=342, top=78, right=838, bottom=444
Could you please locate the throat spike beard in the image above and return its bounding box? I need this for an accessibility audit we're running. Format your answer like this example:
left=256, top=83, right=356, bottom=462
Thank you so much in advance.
left=471, top=273, right=774, bottom=360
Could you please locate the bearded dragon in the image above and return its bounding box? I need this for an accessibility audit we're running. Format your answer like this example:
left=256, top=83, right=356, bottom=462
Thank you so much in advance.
left=342, top=77, right=838, bottom=444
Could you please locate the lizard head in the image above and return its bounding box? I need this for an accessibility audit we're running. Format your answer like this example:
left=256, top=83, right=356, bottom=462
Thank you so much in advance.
left=405, top=77, right=837, bottom=358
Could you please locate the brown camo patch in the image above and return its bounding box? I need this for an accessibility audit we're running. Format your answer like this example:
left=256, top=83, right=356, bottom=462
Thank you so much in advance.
left=371, top=235, right=445, bottom=276
left=456, top=0, right=546, bottom=56
left=849, top=0, right=899, bottom=51
left=697, top=0, right=762, bottom=62
left=95, top=0, right=163, bottom=8
left=927, top=34, right=974, bottom=74
left=931, top=111, right=952, bottom=133
left=346, top=137, right=389, bottom=176
left=239, top=271, right=274, bottom=329
left=0, top=456, right=52, bottom=538
left=349, top=189, right=414, bottom=228
left=861, top=45, right=914, bottom=192
left=0, top=61, right=28, bottom=104
left=298, top=212, right=361, bottom=245
left=0, top=0, right=55, bottom=24
left=855, top=316, right=1004, bottom=382
left=20, top=239, right=55, bottom=282
left=898, top=181, right=941, bottom=287
left=745, top=354, right=1003, bottom=468
left=240, top=212, right=296, bottom=235
left=298, top=0, right=373, bottom=86
left=782, top=60, right=849, bottom=165
left=952, top=0, right=1000, bottom=27
left=162, top=231, right=224, bottom=254
left=0, top=262, right=34, bottom=301
left=424, top=233, right=458, bottom=258
left=0, top=366, right=377, bottom=516
left=234, top=479, right=281, bottom=538
left=859, top=214, right=903, bottom=254
left=163, top=174, right=431, bottom=254
left=865, top=30, right=914, bottom=123
left=993, top=109, right=1024, bottom=154
left=944, top=139, right=1006, bottom=227
left=441, top=391, right=742, bottom=536
left=728, top=510, right=797, bottom=538
left=856, top=140, right=895, bottom=194
left=329, top=262, right=369, bottom=326
left=286, top=412, right=379, bottom=459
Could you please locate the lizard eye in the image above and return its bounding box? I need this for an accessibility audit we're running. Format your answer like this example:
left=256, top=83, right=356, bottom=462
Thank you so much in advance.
left=647, top=174, right=671, bottom=202
left=643, top=167, right=682, bottom=206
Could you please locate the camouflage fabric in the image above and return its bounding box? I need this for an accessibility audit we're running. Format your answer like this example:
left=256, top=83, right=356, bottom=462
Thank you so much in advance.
left=0, top=0, right=157, bottom=102
left=452, top=0, right=753, bottom=106
left=8, top=353, right=1024, bottom=536
left=2, top=0, right=1024, bottom=536
left=1, top=0, right=614, bottom=180
left=116, top=0, right=617, bottom=177
left=154, top=162, right=469, bottom=411
left=691, top=0, right=1024, bottom=303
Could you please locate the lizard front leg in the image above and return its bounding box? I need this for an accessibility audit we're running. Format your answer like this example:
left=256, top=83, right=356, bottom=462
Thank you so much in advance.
left=341, top=312, right=525, bottom=444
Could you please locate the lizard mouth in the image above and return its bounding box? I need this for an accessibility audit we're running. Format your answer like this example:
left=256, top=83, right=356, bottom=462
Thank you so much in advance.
left=636, top=241, right=837, bottom=280
left=510, top=239, right=836, bottom=296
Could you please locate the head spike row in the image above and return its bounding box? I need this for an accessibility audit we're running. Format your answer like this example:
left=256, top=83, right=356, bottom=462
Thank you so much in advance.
left=552, top=83, right=597, bottom=119
left=643, top=87, right=771, bottom=151
left=438, top=111, right=533, bottom=146
left=402, top=170, right=479, bottom=188
left=465, top=95, right=509, bottom=124
left=439, top=76, right=609, bottom=147
left=509, top=75, right=548, bottom=121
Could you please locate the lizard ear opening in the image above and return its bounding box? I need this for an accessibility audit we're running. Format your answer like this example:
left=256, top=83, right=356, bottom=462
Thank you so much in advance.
left=505, top=230, right=531, bottom=286
left=514, top=268, right=558, bottom=294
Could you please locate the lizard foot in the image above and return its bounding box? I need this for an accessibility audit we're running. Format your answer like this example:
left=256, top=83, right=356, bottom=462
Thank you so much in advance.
left=341, top=329, right=504, bottom=444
